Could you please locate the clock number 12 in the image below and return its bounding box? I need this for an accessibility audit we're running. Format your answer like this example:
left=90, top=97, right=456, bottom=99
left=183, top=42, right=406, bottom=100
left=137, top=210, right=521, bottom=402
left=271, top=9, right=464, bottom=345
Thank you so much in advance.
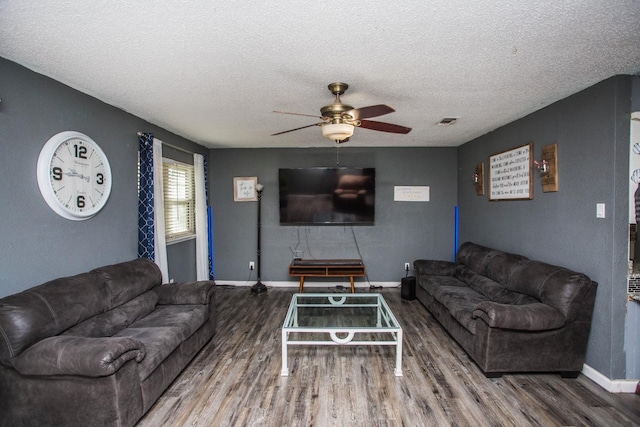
left=74, top=144, right=87, bottom=159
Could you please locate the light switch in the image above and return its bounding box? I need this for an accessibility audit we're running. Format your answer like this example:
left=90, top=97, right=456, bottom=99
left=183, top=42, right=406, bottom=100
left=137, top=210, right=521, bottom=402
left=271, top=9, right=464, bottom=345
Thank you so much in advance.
left=596, top=203, right=606, bottom=218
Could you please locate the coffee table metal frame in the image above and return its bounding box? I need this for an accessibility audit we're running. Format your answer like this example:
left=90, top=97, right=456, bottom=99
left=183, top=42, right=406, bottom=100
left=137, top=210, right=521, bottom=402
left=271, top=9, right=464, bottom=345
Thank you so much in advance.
left=281, top=293, right=403, bottom=376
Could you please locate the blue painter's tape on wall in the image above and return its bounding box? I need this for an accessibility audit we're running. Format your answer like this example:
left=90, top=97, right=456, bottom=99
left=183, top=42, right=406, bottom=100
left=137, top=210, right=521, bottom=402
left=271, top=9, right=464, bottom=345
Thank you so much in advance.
left=208, top=206, right=214, bottom=280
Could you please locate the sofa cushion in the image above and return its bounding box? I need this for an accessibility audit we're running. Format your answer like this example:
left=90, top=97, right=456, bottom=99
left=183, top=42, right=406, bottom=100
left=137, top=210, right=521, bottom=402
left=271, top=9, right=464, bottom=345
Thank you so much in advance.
left=456, top=242, right=529, bottom=284
left=506, top=261, right=593, bottom=321
left=472, top=301, right=566, bottom=331
left=455, top=265, right=509, bottom=300
left=114, top=304, right=208, bottom=380
left=414, top=260, right=456, bottom=276
left=114, top=326, right=183, bottom=380
left=431, top=285, right=489, bottom=334
left=155, top=281, right=215, bottom=305
left=62, top=291, right=159, bottom=338
left=92, top=258, right=162, bottom=308
left=455, top=265, right=538, bottom=305
left=418, top=275, right=466, bottom=295
left=481, top=250, right=528, bottom=284
left=0, top=271, right=109, bottom=362
left=0, top=259, right=161, bottom=365
left=494, top=290, right=539, bottom=305
left=11, top=335, right=145, bottom=377
left=457, top=242, right=494, bottom=273
left=130, top=305, right=208, bottom=339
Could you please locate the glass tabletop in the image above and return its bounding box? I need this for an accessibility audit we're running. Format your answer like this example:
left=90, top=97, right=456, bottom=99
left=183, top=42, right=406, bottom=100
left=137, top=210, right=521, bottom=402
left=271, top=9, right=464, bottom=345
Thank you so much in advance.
left=283, top=293, right=400, bottom=330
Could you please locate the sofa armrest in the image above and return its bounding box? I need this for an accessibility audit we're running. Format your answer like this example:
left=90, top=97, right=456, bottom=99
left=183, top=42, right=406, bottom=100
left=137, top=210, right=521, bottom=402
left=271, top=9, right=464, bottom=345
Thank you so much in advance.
left=155, top=280, right=215, bottom=305
left=413, top=260, right=455, bottom=276
left=10, top=336, right=145, bottom=377
left=472, top=301, right=565, bottom=331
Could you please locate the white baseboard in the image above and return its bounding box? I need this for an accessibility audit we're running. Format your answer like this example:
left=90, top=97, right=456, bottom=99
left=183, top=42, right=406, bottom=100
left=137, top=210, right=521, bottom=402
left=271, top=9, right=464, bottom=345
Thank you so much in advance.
left=214, top=280, right=401, bottom=289
left=582, top=364, right=639, bottom=393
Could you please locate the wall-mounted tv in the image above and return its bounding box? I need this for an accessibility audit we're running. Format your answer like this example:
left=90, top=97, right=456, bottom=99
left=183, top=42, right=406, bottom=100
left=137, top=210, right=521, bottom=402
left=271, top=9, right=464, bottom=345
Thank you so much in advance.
left=279, top=167, right=375, bottom=225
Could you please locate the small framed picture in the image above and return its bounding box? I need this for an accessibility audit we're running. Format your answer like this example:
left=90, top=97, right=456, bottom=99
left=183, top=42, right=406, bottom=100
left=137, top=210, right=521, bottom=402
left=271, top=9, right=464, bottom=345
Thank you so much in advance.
left=233, top=177, right=258, bottom=201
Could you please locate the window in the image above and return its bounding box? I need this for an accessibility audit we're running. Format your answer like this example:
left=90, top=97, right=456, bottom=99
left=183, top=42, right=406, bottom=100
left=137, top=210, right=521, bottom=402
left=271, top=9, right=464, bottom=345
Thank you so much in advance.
left=162, top=159, right=195, bottom=242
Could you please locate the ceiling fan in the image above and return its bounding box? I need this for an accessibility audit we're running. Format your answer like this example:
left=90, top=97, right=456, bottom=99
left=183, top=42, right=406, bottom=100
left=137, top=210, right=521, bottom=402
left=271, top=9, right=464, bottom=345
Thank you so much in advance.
left=272, top=82, right=411, bottom=144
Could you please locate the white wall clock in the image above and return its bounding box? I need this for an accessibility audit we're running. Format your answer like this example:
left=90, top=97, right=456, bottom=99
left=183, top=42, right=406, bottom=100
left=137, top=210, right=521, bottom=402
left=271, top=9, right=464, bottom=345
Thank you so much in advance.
left=37, top=131, right=112, bottom=220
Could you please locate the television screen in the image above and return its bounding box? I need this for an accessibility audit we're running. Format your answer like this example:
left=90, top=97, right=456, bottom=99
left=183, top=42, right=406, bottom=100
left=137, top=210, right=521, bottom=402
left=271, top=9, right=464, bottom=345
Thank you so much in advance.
left=279, top=167, right=375, bottom=225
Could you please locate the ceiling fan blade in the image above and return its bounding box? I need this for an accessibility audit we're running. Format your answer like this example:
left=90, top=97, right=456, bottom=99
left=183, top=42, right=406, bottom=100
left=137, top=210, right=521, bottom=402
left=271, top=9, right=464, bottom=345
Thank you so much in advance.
left=346, top=104, right=395, bottom=120
left=359, top=120, right=412, bottom=134
left=271, top=122, right=323, bottom=136
left=273, top=110, right=323, bottom=119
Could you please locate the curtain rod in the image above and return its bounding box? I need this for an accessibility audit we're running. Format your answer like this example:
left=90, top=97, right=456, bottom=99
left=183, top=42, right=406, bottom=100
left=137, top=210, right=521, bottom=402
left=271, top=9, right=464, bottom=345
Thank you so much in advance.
left=137, top=132, right=196, bottom=155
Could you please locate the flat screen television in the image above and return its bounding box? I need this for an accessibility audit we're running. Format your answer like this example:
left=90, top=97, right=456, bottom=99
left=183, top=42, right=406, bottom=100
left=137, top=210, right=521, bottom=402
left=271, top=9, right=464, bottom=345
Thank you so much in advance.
left=279, top=167, right=375, bottom=225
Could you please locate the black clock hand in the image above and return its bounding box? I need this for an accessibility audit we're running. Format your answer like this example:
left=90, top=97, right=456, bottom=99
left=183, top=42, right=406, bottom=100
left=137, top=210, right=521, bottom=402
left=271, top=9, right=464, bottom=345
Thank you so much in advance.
left=65, top=169, right=90, bottom=182
left=65, top=169, right=80, bottom=178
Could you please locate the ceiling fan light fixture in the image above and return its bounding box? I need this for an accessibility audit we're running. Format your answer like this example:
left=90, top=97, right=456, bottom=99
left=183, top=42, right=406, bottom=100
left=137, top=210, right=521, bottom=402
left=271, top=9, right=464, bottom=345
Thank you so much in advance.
left=272, top=82, right=411, bottom=143
left=322, top=122, right=354, bottom=142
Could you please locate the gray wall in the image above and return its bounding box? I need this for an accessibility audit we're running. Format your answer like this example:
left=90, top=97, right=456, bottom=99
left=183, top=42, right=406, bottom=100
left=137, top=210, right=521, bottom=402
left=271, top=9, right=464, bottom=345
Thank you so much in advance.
left=0, top=58, right=206, bottom=297
left=457, top=76, right=633, bottom=379
left=209, top=147, right=457, bottom=284
left=3, top=55, right=635, bottom=381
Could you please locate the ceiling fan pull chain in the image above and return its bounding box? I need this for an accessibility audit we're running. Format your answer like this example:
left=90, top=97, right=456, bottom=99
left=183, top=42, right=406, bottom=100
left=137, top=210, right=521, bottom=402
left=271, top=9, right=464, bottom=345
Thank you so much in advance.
left=336, top=143, right=340, bottom=165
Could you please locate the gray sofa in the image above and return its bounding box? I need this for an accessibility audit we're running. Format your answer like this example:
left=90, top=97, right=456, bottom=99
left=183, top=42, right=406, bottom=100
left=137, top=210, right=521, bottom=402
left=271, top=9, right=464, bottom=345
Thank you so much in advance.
left=414, top=242, right=597, bottom=377
left=0, top=258, right=216, bottom=427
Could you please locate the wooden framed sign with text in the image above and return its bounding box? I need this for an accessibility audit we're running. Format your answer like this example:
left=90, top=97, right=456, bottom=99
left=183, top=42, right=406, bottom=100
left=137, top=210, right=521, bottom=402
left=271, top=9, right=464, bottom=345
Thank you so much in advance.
left=489, top=143, right=533, bottom=200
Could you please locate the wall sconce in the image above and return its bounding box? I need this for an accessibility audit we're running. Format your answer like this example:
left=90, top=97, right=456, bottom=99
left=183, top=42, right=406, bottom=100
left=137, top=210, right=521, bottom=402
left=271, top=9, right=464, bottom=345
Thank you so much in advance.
left=473, top=162, right=485, bottom=195
left=536, top=143, right=558, bottom=192
left=534, top=159, right=549, bottom=174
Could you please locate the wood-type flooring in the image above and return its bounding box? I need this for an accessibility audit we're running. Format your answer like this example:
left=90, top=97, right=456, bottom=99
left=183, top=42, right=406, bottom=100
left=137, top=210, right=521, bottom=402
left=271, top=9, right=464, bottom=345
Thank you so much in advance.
left=138, top=286, right=640, bottom=427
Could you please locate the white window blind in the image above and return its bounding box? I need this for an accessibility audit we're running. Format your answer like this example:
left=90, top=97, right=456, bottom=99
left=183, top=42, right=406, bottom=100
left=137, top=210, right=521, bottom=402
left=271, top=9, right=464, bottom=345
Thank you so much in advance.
left=162, top=159, right=195, bottom=242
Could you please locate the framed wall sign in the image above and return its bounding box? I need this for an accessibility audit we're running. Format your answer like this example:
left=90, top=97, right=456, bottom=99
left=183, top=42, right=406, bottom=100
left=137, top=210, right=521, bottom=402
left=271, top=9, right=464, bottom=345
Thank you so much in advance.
left=393, top=186, right=430, bottom=202
left=489, top=142, right=533, bottom=200
left=233, top=176, right=258, bottom=201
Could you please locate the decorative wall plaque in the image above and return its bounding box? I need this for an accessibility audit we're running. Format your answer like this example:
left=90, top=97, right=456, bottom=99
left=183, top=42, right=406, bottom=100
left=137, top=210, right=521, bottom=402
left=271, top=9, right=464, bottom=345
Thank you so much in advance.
left=233, top=176, right=258, bottom=201
left=489, top=142, right=533, bottom=200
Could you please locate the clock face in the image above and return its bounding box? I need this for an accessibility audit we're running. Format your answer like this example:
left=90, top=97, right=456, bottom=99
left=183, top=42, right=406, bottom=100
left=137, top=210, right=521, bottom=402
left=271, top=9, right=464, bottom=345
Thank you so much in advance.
left=37, top=131, right=112, bottom=220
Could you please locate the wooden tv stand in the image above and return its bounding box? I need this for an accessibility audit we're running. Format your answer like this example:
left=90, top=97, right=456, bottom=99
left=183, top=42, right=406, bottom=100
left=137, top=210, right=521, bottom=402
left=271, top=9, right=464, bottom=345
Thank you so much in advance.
left=288, top=259, right=366, bottom=293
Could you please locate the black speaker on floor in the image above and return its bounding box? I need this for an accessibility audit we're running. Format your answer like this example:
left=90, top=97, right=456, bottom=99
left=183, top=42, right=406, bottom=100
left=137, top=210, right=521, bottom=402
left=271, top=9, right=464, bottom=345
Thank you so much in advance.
left=401, top=276, right=416, bottom=300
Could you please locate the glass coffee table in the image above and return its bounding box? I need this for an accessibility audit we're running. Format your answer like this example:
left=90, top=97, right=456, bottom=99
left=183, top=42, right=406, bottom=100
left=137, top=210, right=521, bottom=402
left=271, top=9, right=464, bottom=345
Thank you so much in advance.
left=281, top=293, right=403, bottom=376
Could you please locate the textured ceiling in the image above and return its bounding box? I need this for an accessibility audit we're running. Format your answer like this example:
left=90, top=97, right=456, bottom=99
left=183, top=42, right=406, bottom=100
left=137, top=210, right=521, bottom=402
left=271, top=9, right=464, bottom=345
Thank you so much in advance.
left=1, top=1, right=639, bottom=149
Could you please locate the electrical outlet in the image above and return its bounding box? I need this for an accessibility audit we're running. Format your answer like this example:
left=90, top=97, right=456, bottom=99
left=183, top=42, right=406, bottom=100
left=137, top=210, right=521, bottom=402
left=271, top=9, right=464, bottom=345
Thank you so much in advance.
left=404, top=262, right=410, bottom=271
left=249, top=261, right=255, bottom=270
